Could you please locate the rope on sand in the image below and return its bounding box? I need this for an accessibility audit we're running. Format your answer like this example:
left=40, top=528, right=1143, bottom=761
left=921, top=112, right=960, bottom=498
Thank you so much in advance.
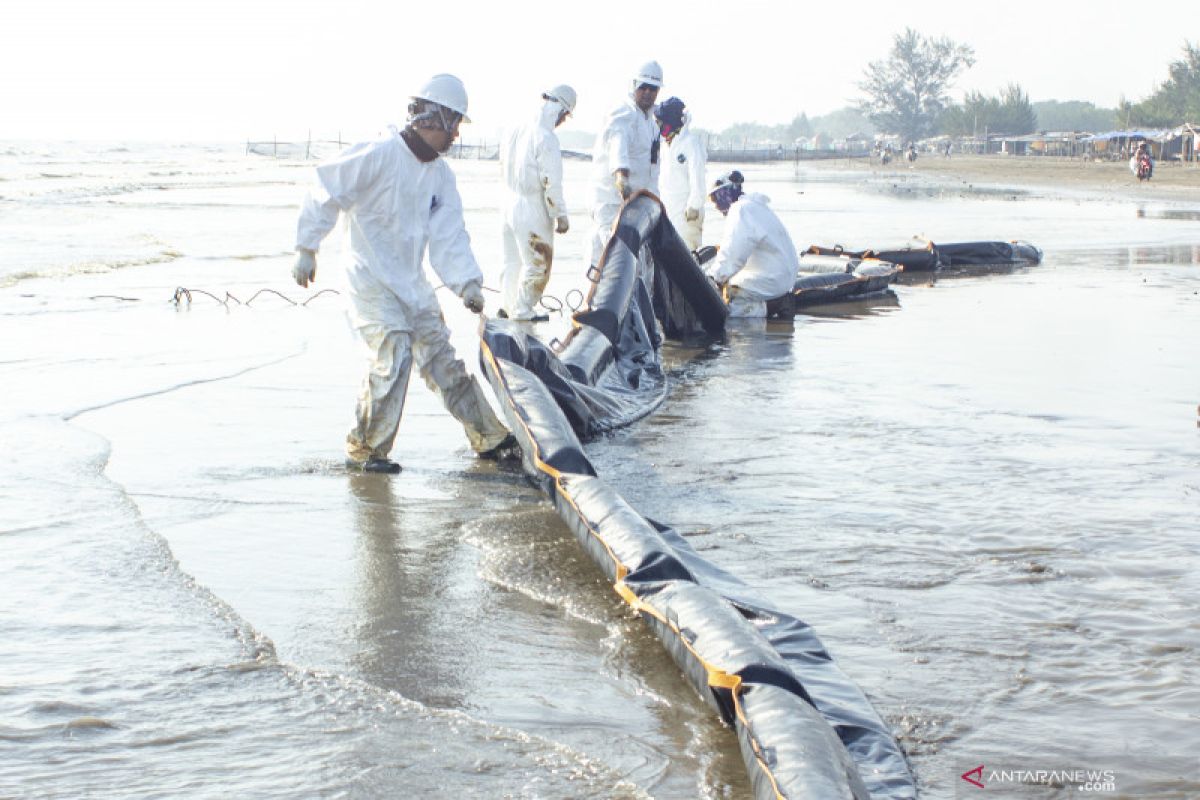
left=167, top=287, right=341, bottom=307
left=94, top=284, right=577, bottom=313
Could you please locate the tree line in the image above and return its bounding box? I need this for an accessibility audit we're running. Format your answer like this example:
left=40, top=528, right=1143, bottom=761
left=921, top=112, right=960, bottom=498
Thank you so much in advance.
left=706, top=32, right=1198, bottom=145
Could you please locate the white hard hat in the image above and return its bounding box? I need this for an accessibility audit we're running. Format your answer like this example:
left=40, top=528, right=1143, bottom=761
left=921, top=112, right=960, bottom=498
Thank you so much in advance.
left=633, top=61, right=663, bottom=89
left=412, top=73, right=470, bottom=122
left=544, top=84, right=577, bottom=114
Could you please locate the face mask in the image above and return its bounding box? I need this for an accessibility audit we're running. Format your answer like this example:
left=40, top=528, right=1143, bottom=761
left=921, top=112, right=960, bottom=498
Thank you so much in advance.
left=711, top=184, right=742, bottom=214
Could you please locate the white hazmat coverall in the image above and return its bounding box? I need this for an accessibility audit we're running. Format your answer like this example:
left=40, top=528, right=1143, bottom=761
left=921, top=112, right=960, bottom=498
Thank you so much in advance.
left=659, top=114, right=707, bottom=250
left=587, top=96, right=661, bottom=267
left=295, top=126, right=510, bottom=462
left=499, top=100, right=568, bottom=319
left=706, top=193, right=800, bottom=318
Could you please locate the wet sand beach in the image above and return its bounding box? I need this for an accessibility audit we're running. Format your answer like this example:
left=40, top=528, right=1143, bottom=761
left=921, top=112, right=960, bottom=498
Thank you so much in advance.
left=807, top=152, right=1200, bottom=202
left=2, top=144, right=1198, bottom=798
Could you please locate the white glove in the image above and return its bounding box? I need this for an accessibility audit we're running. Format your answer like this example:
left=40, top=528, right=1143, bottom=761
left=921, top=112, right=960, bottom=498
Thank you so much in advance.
left=462, top=281, right=485, bottom=314
left=613, top=170, right=631, bottom=200
left=293, top=248, right=317, bottom=288
left=555, top=215, right=570, bottom=234
left=684, top=207, right=700, bottom=222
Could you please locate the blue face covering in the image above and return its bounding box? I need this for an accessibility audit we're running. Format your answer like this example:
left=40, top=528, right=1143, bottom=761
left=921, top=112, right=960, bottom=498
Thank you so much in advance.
left=711, top=184, right=743, bottom=214
left=655, top=97, right=686, bottom=138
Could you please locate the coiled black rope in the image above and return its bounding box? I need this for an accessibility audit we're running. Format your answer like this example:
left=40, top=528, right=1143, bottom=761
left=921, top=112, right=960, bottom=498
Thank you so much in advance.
left=168, top=287, right=341, bottom=308
left=157, top=281, right=578, bottom=315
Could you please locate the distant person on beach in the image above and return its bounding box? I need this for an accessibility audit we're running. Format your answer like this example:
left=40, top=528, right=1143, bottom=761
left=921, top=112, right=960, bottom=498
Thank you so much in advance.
left=498, top=84, right=576, bottom=322
left=655, top=96, right=707, bottom=251
left=587, top=61, right=663, bottom=268
left=703, top=170, right=799, bottom=318
left=1131, top=141, right=1154, bottom=181
left=291, top=73, right=517, bottom=474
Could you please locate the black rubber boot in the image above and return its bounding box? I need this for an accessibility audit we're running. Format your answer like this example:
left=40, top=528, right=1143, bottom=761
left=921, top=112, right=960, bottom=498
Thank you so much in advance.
left=346, top=458, right=402, bottom=474
left=477, top=433, right=521, bottom=461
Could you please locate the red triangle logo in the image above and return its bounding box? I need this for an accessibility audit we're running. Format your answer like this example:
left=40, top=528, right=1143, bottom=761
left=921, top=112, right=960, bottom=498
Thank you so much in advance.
left=961, top=765, right=985, bottom=788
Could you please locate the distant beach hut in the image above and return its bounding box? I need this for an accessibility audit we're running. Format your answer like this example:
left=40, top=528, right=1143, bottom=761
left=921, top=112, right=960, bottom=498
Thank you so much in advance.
left=1160, top=123, right=1198, bottom=163
left=1080, top=129, right=1173, bottom=161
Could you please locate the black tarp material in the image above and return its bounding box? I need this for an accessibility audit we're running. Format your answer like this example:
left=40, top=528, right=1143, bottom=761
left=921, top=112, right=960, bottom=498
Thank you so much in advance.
left=478, top=194, right=916, bottom=799
left=935, top=240, right=1042, bottom=269
left=765, top=256, right=901, bottom=317
left=808, top=240, right=1041, bottom=272
left=808, top=241, right=938, bottom=271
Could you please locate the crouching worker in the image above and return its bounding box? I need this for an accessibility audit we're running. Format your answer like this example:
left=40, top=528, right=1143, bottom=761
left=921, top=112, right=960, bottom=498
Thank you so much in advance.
left=292, top=73, right=517, bottom=474
left=704, top=171, right=799, bottom=318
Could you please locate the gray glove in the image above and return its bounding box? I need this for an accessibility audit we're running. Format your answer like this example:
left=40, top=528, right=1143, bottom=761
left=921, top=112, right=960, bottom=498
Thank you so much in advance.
left=684, top=206, right=700, bottom=222
left=462, top=281, right=485, bottom=314
left=613, top=170, right=631, bottom=200
left=293, top=248, right=317, bottom=288
left=555, top=215, right=570, bottom=234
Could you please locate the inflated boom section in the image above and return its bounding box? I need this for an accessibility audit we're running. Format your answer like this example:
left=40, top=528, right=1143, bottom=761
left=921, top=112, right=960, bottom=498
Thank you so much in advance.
left=478, top=195, right=915, bottom=799
left=808, top=240, right=1042, bottom=271
left=777, top=255, right=902, bottom=314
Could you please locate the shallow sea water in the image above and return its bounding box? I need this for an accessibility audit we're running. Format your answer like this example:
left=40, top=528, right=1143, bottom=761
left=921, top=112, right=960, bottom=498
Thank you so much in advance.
left=1, top=143, right=1197, bottom=798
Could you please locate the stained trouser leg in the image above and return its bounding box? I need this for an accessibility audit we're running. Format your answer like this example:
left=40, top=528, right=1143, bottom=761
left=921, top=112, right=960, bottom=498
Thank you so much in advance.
left=410, top=311, right=509, bottom=453
left=516, top=212, right=554, bottom=317
left=346, top=325, right=414, bottom=462
left=516, top=243, right=551, bottom=316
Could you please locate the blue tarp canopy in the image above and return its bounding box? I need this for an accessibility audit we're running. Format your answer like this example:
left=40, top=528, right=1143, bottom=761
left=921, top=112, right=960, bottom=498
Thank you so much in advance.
left=1082, top=129, right=1173, bottom=142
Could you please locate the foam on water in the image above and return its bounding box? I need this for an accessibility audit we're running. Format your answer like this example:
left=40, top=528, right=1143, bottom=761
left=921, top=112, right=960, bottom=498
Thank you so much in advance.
left=0, top=141, right=305, bottom=287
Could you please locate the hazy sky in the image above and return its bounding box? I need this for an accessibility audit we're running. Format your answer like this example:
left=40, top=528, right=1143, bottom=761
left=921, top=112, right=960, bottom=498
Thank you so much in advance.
left=3, top=0, right=1191, bottom=142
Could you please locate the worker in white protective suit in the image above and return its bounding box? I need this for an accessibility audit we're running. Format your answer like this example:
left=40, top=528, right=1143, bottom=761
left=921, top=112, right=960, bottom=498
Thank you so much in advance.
left=655, top=97, right=707, bottom=251
left=704, top=171, right=800, bottom=319
left=498, top=84, right=576, bottom=322
left=587, top=61, right=663, bottom=268
left=292, top=74, right=517, bottom=474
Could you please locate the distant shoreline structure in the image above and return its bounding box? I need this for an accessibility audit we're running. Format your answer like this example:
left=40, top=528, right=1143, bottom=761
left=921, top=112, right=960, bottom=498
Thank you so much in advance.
left=247, top=125, right=1200, bottom=168
left=244, top=136, right=863, bottom=164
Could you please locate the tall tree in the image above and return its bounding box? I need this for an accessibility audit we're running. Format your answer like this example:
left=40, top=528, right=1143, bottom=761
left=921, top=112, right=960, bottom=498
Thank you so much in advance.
left=857, top=28, right=975, bottom=141
left=939, top=84, right=1037, bottom=136
left=994, top=84, right=1037, bottom=135
left=1131, top=41, right=1200, bottom=126
left=939, top=90, right=997, bottom=136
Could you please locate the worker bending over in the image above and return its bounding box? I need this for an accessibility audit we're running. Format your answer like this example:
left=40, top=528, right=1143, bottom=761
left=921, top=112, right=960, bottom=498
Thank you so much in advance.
left=705, top=170, right=799, bottom=318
